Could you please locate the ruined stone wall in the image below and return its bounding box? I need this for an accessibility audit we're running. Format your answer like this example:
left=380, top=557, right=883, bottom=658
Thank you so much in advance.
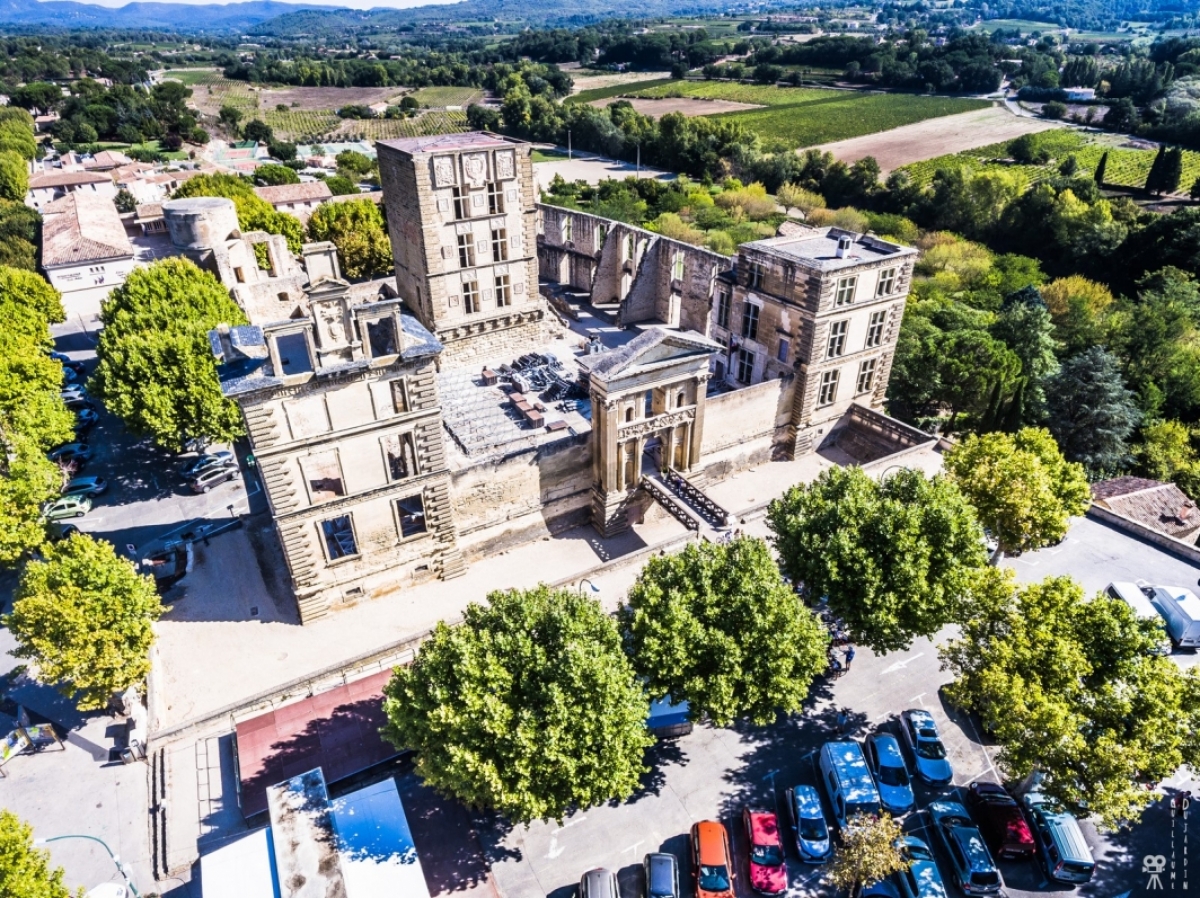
left=451, top=431, right=593, bottom=561
left=699, top=377, right=793, bottom=479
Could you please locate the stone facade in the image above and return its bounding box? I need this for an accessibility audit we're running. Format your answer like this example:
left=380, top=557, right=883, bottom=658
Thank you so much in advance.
left=376, top=133, right=547, bottom=369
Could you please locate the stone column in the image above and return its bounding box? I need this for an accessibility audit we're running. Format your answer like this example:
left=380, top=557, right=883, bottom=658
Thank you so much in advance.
left=689, top=373, right=709, bottom=471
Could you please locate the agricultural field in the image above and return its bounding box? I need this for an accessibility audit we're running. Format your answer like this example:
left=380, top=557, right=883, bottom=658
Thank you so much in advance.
left=409, top=86, right=484, bottom=107
left=327, top=111, right=470, bottom=142
left=569, top=76, right=676, bottom=104
left=158, top=67, right=224, bottom=87
left=627, top=80, right=843, bottom=106
left=592, top=96, right=765, bottom=118
left=897, top=129, right=1200, bottom=194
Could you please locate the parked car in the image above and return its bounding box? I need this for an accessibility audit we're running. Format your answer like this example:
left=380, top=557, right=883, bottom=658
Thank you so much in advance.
left=743, top=808, right=788, bottom=895
left=965, top=782, right=1035, bottom=860
left=63, top=394, right=96, bottom=413
left=42, top=495, right=92, bottom=520
left=180, top=450, right=236, bottom=481
left=189, top=464, right=240, bottom=493
left=60, top=366, right=79, bottom=384
left=48, top=443, right=93, bottom=468
left=63, top=476, right=108, bottom=498
left=892, top=836, right=948, bottom=898
left=862, top=881, right=901, bottom=898
left=643, top=852, right=680, bottom=898
left=1021, top=792, right=1096, bottom=885
left=899, top=709, right=954, bottom=785
left=47, top=522, right=80, bottom=541
left=786, top=784, right=832, bottom=863
left=691, top=820, right=735, bottom=898
left=60, top=386, right=89, bottom=403
left=74, top=407, right=99, bottom=434
left=579, top=867, right=620, bottom=898
left=49, top=351, right=86, bottom=377
left=864, top=733, right=914, bottom=815
left=1148, top=585, right=1200, bottom=649
left=927, top=801, right=1002, bottom=896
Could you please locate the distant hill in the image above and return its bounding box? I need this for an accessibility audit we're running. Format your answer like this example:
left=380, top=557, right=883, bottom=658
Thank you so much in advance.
left=0, top=0, right=333, bottom=31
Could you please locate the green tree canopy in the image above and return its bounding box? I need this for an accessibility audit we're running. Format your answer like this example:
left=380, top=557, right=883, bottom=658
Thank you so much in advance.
left=0, top=201, right=41, bottom=270
left=381, top=585, right=653, bottom=824
left=5, top=534, right=163, bottom=711
left=1044, top=346, right=1141, bottom=474
left=0, top=810, right=76, bottom=898
left=323, top=175, right=358, bottom=196
left=827, top=814, right=909, bottom=898
left=768, top=467, right=986, bottom=653
left=0, top=150, right=29, bottom=203
left=944, top=428, right=1090, bottom=556
left=306, top=198, right=393, bottom=280
left=941, top=568, right=1200, bottom=828
left=253, top=163, right=299, bottom=186
left=620, top=538, right=828, bottom=726
left=1134, top=419, right=1200, bottom=499
left=90, top=257, right=247, bottom=449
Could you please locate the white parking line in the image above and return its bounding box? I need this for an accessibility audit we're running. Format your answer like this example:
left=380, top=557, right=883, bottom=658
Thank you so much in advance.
left=552, top=816, right=587, bottom=834
left=882, top=652, right=925, bottom=674
left=621, top=840, right=644, bottom=854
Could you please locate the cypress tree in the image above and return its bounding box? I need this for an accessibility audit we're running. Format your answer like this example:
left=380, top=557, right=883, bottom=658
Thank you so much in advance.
left=980, top=379, right=1004, bottom=432
left=1163, top=146, right=1184, bottom=195
left=1146, top=144, right=1167, bottom=195
left=1093, top=150, right=1108, bottom=185
left=1002, top=379, right=1026, bottom=433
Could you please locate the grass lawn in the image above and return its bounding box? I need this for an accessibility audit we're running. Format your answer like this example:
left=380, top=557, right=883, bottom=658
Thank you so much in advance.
left=531, top=148, right=570, bottom=163
left=158, top=68, right=223, bottom=86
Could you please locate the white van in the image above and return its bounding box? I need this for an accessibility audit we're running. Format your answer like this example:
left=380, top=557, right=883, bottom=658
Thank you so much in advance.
left=1150, top=586, right=1200, bottom=649
left=819, top=741, right=881, bottom=828
left=1105, top=582, right=1172, bottom=654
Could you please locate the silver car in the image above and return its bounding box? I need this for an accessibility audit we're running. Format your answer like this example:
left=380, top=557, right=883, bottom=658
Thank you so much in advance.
left=899, top=709, right=953, bottom=785
left=579, top=867, right=620, bottom=898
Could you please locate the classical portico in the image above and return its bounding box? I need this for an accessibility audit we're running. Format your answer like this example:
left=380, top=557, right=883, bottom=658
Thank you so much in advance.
left=581, top=328, right=722, bottom=536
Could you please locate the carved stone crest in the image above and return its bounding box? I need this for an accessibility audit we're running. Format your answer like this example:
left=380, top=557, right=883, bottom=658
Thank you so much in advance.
left=618, top=408, right=695, bottom=439
left=462, top=153, right=487, bottom=189
left=432, top=156, right=455, bottom=188
left=494, top=150, right=516, bottom=180
left=313, top=301, right=349, bottom=348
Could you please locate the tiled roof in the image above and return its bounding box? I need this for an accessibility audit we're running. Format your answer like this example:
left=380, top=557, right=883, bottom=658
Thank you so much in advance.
left=254, top=181, right=332, bottom=205
left=135, top=203, right=163, bottom=221
left=583, top=326, right=723, bottom=378
left=29, top=169, right=111, bottom=190
left=83, top=150, right=132, bottom=169
left=40, top=192, right=134, bottom=268
left=1092, top=476, right=1200, bottom=540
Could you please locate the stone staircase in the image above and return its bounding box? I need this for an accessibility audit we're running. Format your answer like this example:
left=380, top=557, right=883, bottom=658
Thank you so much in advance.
left=660, top=467, right=730, bottom=528
left=640, top=474, right=701, bottom=532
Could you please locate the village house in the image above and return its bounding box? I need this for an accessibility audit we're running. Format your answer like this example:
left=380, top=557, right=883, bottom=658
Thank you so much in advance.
left=26, top=168, right=116, bottom=210
left=254, top=181, right=334, bottom=224
left=40, top=191, right=134, bottom=296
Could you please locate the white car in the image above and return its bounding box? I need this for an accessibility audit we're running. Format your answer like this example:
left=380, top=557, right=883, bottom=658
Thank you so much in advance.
left=899, top=709, right=953, bottom=786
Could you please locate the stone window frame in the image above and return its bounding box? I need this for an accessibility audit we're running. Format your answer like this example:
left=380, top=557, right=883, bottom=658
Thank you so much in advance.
left=561, top=215, right=573, bottom=244
left=596, top=222, right=607, bottom=250
left=866, top=310, right=887, bottom=348
left=777, top=338, right=790, bottom=364
left=380, top=430, right=420, bottom=482
left=826, top=319, right=849, bottom=359
left=270, top=326, right=316, bottom=377
left=835, top=275, right=858, bottom=307
left=457, top=232, right=476, bottom=268
left=491, top=226, right=508, bottom=262
left=451, top=187, right=470, bottom=221
left=495, top=273, right=512, bottom=307
left=359, top=310, right=401, bottom=362
left=318, top=512, right=359, bottom=563
left=671, top=250, right=685, bottom=281
left=741, top=299, right=761, bottom=342
left=736, top=347, right=755, bottom=384
left=876, top=267, right=897, bottom=297
left=817, top=369, right=840, bottom=407
left=302, top=449, right=347, bottom=505
left=393, top=491, right=430, bottom=542
left=462, top=279, right=481, bottom=314
left=390, top=377, right=410, bottom=414
left=487, top=181, right=505, bottom=215
left=856, top=358, right=878, bottom=395
left=747, top=259, right=764, bottom=289
left=715, top=289, right=731, bottom=330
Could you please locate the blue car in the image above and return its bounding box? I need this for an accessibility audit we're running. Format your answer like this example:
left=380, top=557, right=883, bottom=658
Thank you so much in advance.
left=893, top=836, right=948, bottom=898
left=786, top=784, right=832, bottom=863
left=927, top=801, right=1002, bottom=897
left=864, top=733, right=914, bottom=815
left=900, top=709, right=953, bottom=786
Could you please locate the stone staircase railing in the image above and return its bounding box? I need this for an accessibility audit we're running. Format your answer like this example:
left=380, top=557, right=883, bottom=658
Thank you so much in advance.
left=662, top=467, right=730, bottom=528
left=641, top=475, right=700, bottom=532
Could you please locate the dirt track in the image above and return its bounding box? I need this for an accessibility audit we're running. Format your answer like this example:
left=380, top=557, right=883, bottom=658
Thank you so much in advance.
left=587, top=96, right=763, bottom=119
left=813, top=105, right=1064, bottom=173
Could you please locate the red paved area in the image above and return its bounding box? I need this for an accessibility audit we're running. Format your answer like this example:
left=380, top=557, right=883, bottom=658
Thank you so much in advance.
left=235, top=670, right=398, bottom=818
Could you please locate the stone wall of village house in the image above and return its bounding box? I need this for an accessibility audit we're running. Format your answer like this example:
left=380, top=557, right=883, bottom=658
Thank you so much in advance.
left=378, top=141, right=550, bottom=371
left=537, top=205, right=727, bottom=334
left=450, top=431, right=595, bottom=563
left=236, top=357, right=459, bottom=621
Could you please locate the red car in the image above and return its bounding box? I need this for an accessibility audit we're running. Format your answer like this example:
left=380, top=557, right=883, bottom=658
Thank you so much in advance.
left=743, top=808, right=788, bottom=895
left=966, top=782, right=1036, bottom=860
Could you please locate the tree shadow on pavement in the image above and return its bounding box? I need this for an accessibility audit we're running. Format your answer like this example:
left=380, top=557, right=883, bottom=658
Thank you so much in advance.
left=615, top=736, right=688, bottom=808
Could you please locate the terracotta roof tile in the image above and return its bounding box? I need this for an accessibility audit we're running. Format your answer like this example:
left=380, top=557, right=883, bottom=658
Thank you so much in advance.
left=1092, top=477, right=1200, bottom=541
left=254, top=181, right=332, bottom=205
left=40, top=192, right=134, bottom=268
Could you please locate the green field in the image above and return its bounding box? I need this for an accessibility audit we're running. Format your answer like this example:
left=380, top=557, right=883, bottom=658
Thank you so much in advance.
left=621, top=80, right=991, bottom=148
left=160, top=68, right=226, bottom=87
left=897, top=130, right=1200, bottom=193
left=569, top=77, right=678, bottom=105
left=409, top=86, right=485, bottom=107
left=531, top=148, right=570, bottom=163
left=969, top=18, right=1062, bottom=32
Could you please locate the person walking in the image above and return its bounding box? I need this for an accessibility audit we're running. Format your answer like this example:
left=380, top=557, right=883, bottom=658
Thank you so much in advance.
left=843, top=644, right=856, bottom=671
left=836, top=708, right=849, bottom=736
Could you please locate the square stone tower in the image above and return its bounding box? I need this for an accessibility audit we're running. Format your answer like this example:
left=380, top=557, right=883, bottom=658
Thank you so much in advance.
left=377, top=133, right=545, bottom=368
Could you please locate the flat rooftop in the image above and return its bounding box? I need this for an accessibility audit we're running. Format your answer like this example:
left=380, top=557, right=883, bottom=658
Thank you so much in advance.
left=743, top=227, right=916, bottom=272
left=377, top=132, right=524, bottom=156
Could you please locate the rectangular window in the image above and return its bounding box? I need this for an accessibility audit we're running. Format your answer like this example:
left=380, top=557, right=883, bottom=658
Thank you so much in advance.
left=495, top=274, right=512, bottom=307
left=736, top=348, right=755, bottom=384
left=818, top=370, right=840, bottom=407
left=716, top=291, right=731, bottom=329
left=304, top=451, right=344, bottom=502
left=741, top=302, right=760, bottom=342
left=777, top=338, right=790, bottom=363
left=835, top=276, right=858, bottom=307
left=491, top=227, right=508, bottom=261
left=457, top=232, right=475, bottom=269
left=671, top=251, right=685, bottom=281
left=487, top=182, right=504, bottom=215
left=596, top=223, right=607, bottom=247
left=747, top=260, right=763, bottom=288
left=866, top=310, right=887, bottom=348
left=826, top=319, right=848, bottom=358
left=452, top=187, right=469, bottom=220
left=365, top=317, right=397, bottom=357
left=561, top=216, right=572, bottom=243
left=463, top=280, right=480, bottom=314
left=320, top=514, right=357, bottom=560
left=397, top=494, right=428, bottom=539
left=391, top=378, right=409, bottom=413
left=876, top=268, right=897, bottom=296
left=275, top=332, right=313, bottom=375
left=383, top=432, right=418, bottom=481
left=857, top=358, right=878, bottom=394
